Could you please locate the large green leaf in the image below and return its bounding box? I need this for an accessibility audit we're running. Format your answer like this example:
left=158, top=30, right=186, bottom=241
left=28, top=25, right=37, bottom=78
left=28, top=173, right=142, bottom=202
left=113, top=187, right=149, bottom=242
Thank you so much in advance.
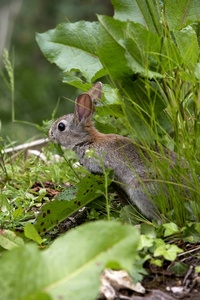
left=97, top=15, right=132, bottom=80
left=0, top=221, right=139, bottom=300
left=124, top=22, right=181, bottom=78
left=36, top=21, right=107, bottom=82
left=122, top=79, right=171, bottom=140
left=112, top=0, right=146, bottom=24
left=124, top=22, right=163, bottom=78
left=165, top=0, right=200, bottom=30
left=97, top=16, right=181, bottom=79
left=0, top=229, right=24, bottom=250
left=112, top=0, right=162, bottom=34
left=173, top=25, right=199, bottom=66
left=97, top=16, right=163, bottom=79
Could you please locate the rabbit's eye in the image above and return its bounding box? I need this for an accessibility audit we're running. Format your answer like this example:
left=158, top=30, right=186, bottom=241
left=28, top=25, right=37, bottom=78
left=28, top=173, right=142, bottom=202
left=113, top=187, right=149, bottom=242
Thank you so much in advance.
left=58, top=122, right=65, bottom=131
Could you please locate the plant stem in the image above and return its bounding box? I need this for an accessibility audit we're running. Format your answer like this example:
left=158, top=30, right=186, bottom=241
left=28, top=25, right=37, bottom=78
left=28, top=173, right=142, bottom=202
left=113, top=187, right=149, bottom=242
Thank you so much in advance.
left=101, top=163, right=110, bottom=221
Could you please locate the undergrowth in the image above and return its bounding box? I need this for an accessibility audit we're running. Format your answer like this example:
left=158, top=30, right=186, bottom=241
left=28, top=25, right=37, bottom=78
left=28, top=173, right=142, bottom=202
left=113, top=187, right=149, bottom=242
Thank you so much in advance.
left=1, top=1, right=200, bottom=299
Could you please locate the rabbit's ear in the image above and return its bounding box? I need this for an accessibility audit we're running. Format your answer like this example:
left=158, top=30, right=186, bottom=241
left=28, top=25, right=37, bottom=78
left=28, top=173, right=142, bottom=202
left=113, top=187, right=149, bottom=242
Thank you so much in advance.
left=74, top=93, right=94, bottom=122
left=88, top=82, right=102, bottom=103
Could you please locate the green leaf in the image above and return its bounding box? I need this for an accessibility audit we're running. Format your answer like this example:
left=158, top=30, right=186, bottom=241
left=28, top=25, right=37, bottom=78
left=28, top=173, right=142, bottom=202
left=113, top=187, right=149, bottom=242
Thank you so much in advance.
left=122, top=79, right=169, bottom=140
left=95, top=104, right=123, bottom=118
left=138, top=235, right=154, bottom=250
left=165, top=0, right=200, bottom=30
left=12, top=206, right=24, bottom=218
left=94, top=118, right=118, bottom=134
left=0, top=229, right=24, bottom=250
left=194, top=63, right=200, bottom=80
left=24, top=223, right=43, bottom=245
left=154, top=238, right=165, bottom=248
left=36, top=21, right=107, bottom=82
left=173, top=26, right=199, bottom=66
left=169, top=262, right=189, bottom=275
left=150, top=258, right=162, bottom=267
left=134, top=0, right=162, bottom=34
left=183, top=223, right=200, bottom=243
left=112, top=0, right=162, bottom=34
left=97, top=16, right=169, bottom=79
left=103, top=84, right=121, bottom=105
left=124, top=22, right=181, bottom=78
left=35, top=175, right=111, bottom=234
left=97, top=15, right=132, bottom=79
left=163, top=222, right=179, bottom=237
left=112, top=0, right=147, bottom=24
left=62, top=75, right=91, bottom=90
left=0, top=194, right=11, bottom=211
left=140, top=223, right=156, bottom=238
left=24, top=292, right=52, bottom=300
left=75, top=174, right=111, bottom=201
left=154, top=244, right=183, bottom=261
left=35, top=186, right=77, bottom=234
left=195, top=222, right=200, bottom=233
left=195, top=266, right=200, bottom=273
left=0, top=221, right=139, bottom=300
left=124, top=25, right=162, bottom=78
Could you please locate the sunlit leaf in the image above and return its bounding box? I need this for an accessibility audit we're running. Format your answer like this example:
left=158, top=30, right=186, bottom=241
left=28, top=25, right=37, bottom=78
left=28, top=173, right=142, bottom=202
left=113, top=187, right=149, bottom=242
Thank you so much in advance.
left=36, top=21, right=107, bottom=82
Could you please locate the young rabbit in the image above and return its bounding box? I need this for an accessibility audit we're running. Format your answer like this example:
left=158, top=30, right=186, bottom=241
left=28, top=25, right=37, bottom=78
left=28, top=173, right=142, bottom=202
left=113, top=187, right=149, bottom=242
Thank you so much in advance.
left=49, top=82, right=177, bottom=220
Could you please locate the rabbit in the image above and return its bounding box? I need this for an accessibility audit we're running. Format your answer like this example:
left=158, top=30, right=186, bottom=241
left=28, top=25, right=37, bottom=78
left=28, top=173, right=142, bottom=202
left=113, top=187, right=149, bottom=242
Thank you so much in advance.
left=49, top=82, right=180, bottom=220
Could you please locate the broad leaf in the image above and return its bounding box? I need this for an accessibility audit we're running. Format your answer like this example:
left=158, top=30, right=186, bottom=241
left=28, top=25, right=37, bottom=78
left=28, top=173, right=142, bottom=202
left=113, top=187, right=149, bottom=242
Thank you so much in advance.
left=36, top=21, right=107, bottom=82
left=163, top=222, right=179, bottom=237
left=125, top=22, right=181, bottom=78
left=122, top=79, right=170, bottom=140
left=134, top=0, right=162, bottom=34
left=154, top=243, right=183, bottom=261
left=0, top=194, right=11, bottom=211
left=165, top=0, right=200, bottom=30
left=173, top=25, right=199, bottom=66
left=169, top=262, right=189, bottom=275
left=102, top=84, right=121, bottom=105
left=97, top=15, right=132, bottom=79
left=138, top=235, right=154, bottom=250
left=0, top=229, right=24, bottom=250
left=140, top=223, right=156, bottom=238
left=182, top=223, right=200, bottom=243
left=97, top=16, right=164, bottom=79
left=35, top=175, right=111, bottom=234
left=112, top=0, right=147, bottom=24
left=112, top=0, right=162, bottom=34
left=0, top=221, right=139, bottom=300
left=24, top=223, right=43, bottom=245
left=95, top=104, right=123, bottom=119
left=125, top=22, right=163, bottom=78
left=62, top=75, right=92, bottom=91
left=35, top=186, right=78, bottom=234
